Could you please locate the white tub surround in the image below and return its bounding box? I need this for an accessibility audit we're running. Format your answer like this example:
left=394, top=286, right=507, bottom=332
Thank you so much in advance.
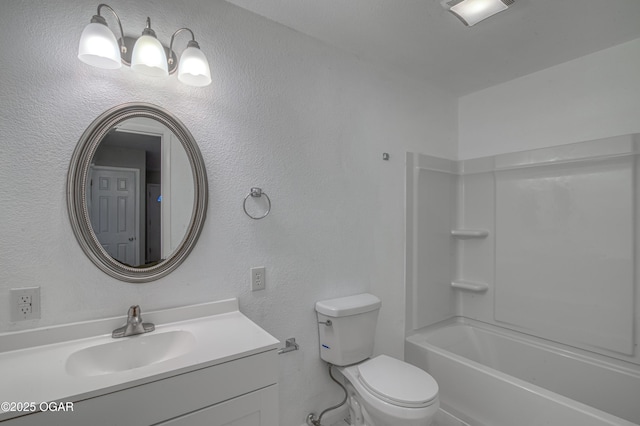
left=0, top=299, right=279, bottom=424
left=407, top=134, right=640, bottom=365
left=406, top=318, right=640, bottom=426
left=405, top=152, right=459, bottom=331
left=406, top=136, right=640, bottom=425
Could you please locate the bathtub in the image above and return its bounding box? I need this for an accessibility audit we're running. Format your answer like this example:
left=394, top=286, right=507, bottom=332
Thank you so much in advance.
left=405, top=318, right=640, bottom=426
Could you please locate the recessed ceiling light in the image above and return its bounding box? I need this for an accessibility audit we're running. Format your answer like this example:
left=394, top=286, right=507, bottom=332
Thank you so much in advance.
left=441, top=0, right=514, bottom=27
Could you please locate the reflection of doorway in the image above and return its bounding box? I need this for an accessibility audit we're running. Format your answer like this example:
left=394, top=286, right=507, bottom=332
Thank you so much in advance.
left=146, top=183, right=161, bottom=263
left=89, top=166, right=140, bottom=266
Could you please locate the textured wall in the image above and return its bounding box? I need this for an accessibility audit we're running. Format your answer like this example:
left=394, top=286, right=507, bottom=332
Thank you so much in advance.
left=0, top=1, right=457, bottom=425
left=458, top=37, right=640, bottom=160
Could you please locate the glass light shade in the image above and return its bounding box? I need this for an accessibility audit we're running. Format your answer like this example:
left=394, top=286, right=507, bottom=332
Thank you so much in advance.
left=449, top=0, right=508, bottom=26
left=178, top=46, right=212, bottom=87
left=78, top=22, right=122, bottom=69
left=131, top=35, right=169, bottom=77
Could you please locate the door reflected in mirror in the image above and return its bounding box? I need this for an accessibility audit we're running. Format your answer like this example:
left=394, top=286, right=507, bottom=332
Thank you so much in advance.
left=88, top=118, right=194, bottom=268
left=68, top=103, right=207, bottom=282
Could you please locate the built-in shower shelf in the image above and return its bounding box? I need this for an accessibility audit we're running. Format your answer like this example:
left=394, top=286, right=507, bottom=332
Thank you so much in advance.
left=451, top=280, right=489, bottom=292
left=451, top=229, right=489, bottom=239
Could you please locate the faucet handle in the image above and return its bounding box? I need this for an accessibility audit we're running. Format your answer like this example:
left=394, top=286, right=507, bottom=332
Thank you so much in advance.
left=128, top=305, right=141, bottom=317
left=112, top=305, right=154, bottom=338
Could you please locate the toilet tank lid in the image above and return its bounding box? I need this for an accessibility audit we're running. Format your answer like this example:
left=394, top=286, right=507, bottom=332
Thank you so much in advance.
left=315, top=293, right=381, bottom=317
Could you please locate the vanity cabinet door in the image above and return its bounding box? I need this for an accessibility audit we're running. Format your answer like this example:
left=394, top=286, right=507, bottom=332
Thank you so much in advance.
left=155, top=385, right=278, bottom=426
left=1, top=350, right=278, bottom=426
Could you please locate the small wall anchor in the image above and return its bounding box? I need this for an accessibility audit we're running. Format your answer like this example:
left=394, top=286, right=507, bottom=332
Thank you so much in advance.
left=277, top=337, right=299, bottom=354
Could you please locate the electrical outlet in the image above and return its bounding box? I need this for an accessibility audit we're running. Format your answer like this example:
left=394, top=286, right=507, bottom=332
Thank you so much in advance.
left=19, top=304, right=32, bottom=316
left=10, top=287, right=41, bottom=321
left=251, top=267, right=266, bottom=291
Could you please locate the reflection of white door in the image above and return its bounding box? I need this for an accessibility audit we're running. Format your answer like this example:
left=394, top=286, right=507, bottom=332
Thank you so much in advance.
left=89, top=166, right=139, bottom=266
left=146, top=183, right=162, bottom=263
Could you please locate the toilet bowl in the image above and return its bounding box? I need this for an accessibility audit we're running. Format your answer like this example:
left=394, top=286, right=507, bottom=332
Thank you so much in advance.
left=340, top=355, right=439, bottom=426
left=315, top=293, right=439, bottom=426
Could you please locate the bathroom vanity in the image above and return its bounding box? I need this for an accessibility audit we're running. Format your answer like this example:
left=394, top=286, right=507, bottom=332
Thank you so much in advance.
left=0, top=299, right=279, bottom=425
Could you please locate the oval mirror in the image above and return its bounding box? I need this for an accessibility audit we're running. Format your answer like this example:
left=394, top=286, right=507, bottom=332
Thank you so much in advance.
left=67, top=103, right=208, bottom=283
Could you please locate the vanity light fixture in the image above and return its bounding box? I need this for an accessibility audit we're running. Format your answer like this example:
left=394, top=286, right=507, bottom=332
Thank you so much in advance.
left=130, top=18, right=169, bottom=77
left=77, top=4, right=211, bottom=87
left=441, top=0, right=514, bottom=27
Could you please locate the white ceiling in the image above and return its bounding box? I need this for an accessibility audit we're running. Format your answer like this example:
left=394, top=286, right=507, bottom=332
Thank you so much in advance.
left=224, top=0, right=640, bottom=95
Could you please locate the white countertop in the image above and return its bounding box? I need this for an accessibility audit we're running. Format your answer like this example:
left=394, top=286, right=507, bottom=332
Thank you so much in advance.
left=0, top=299, right=279, bottom=421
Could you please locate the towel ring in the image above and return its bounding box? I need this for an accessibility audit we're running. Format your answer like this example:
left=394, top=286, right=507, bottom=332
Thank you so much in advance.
left=243, top=187, right=271, bottom=220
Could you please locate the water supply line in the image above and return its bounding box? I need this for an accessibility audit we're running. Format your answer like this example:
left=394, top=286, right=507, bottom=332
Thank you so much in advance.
left=306, top=363, right=348, bottom=426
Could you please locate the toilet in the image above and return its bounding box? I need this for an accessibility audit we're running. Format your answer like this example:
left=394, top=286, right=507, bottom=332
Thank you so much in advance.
left=315, top=293, right=439, bottom=426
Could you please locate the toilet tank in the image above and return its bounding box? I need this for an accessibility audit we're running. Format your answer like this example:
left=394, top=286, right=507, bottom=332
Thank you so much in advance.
left=315, top=293, right=381, bottom=366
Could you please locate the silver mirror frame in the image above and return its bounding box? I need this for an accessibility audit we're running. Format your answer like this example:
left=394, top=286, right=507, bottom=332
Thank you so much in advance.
left=67, top=102, right=208, bottom=283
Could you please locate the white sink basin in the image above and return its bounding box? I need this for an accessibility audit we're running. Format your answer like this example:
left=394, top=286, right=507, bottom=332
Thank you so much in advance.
left=0, top=298, right=280, bottom=422
left=66, top=330, right=196, bottom=376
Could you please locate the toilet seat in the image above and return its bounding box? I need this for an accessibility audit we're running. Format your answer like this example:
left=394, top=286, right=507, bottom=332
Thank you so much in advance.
left=356, top=355, right=438, bottom=409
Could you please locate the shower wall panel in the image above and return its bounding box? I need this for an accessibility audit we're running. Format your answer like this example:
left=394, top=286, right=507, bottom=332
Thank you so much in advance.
left=405, top=153, right=458, bottom=331
left=494, top=157, right=634, bottom=355
left=407, top=134, right=640, bottom=365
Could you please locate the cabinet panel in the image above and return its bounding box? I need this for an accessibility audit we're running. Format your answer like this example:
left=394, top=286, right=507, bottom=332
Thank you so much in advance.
left=156, top=385, right=278, bottom=426
left=3, top=351, right=277, bottom=426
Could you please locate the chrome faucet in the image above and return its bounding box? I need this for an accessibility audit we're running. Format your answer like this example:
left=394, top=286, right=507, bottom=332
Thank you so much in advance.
left=112, top=305, right=155, bottom=338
